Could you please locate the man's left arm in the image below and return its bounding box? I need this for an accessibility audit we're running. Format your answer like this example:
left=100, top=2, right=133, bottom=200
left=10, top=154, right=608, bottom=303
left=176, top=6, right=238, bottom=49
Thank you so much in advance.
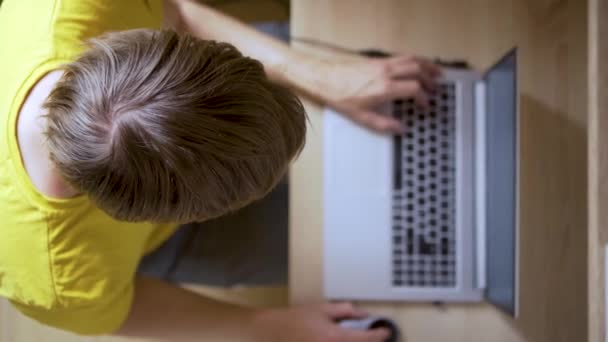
left=163, top=0, right=442, bottom=134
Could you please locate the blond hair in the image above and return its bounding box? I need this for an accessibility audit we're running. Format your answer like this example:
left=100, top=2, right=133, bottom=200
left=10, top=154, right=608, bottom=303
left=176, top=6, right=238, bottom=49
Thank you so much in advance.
left=44, top=29, right=306, bottom=222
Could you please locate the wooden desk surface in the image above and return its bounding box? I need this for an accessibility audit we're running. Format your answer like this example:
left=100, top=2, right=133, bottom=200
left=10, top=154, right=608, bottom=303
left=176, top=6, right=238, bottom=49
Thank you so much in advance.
left=289, top=1, right=588, bottom=342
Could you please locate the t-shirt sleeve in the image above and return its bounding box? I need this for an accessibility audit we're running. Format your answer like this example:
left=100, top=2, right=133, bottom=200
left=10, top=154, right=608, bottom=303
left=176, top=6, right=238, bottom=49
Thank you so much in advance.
left=10, top=283, right=134, bottom=335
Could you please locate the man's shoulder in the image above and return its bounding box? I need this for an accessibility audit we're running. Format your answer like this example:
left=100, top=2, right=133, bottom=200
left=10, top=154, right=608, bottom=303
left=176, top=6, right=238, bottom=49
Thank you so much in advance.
left=17, top=70, right=80, bottom=199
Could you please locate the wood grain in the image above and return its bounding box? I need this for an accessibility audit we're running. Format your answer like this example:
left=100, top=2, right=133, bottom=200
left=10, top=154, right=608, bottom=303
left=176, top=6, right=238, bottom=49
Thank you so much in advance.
left=588, top=0, right=608, bottom=341
left=289, top=1, right=589, bottom=341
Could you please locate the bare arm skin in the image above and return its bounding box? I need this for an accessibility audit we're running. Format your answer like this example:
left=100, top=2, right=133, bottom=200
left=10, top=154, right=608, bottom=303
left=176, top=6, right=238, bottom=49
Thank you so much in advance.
left=166, top=0, right=441, bottom=133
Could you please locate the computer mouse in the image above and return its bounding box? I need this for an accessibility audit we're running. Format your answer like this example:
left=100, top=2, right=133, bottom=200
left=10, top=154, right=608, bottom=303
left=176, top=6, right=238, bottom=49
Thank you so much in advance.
left=338, top=316, right=400, bottom=342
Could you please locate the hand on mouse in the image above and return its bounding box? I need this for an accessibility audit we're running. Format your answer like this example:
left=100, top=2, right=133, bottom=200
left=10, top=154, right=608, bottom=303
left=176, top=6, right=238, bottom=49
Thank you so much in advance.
left=251, top=302, right=390, bottom=342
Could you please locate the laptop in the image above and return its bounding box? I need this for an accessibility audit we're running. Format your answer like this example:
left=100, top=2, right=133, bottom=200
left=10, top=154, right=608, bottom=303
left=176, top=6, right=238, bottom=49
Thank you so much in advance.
left=323, top=49, right=518, bottom=316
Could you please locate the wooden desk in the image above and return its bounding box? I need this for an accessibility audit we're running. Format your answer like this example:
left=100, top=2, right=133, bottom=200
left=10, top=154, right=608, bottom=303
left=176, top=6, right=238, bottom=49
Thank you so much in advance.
left=289, top=1, right=589, bottom=341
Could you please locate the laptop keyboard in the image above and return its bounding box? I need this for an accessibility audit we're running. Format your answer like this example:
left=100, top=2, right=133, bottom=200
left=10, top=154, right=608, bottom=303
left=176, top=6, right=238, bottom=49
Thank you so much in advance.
left=391, top=83, right=457, bottom=288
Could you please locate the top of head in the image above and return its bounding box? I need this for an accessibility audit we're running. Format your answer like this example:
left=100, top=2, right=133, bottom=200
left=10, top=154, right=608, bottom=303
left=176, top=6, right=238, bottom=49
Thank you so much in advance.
left=44, top=29, right=307, bottom=223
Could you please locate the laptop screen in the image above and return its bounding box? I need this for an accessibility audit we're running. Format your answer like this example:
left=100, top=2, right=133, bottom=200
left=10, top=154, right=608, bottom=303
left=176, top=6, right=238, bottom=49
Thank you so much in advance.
left=483, top=48, right=518, bottom=316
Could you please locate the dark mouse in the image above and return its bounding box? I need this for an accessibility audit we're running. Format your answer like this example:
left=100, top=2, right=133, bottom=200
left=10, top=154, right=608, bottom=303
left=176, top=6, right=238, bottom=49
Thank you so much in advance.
left=339, top=316, right=401, bottom=342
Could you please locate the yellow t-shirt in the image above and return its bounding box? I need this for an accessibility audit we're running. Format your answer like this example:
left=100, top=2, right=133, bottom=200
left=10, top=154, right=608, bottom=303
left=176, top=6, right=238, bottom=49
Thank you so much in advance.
left=0, top=0, right=179, bottom=335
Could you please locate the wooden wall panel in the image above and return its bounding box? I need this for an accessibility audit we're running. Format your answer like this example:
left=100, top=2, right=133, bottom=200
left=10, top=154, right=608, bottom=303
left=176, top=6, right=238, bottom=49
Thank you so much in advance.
left=588, top=0, right=608, bottom=341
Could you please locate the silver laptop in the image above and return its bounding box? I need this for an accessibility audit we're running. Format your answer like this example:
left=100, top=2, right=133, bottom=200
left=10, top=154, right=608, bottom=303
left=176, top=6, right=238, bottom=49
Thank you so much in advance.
left=323, top=49, right=518, bottom=316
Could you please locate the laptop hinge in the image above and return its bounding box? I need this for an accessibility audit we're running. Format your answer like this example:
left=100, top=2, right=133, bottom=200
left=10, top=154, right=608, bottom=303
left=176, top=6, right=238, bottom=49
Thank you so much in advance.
left=474, top=80, right=487, bottom=289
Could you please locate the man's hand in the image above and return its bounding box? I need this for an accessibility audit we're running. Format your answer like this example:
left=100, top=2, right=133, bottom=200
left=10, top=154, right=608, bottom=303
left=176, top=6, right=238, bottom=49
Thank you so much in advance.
left=252, top=302, right=390, bottom=342
left=169, top=0, right=441, bottom=134
left=116, top=278, right=388, bottom=342
left=320, top=55, right=442, bottom=134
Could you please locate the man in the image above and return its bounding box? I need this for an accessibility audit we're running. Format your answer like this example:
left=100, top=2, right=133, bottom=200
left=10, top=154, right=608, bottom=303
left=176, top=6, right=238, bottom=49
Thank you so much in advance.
left=0, top=0, right=440, bottom=340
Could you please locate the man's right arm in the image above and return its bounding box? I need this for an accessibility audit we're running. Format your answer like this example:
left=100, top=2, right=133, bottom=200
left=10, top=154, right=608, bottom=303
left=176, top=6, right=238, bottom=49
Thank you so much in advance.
left=115, top=276, right=256, bottom=341
left=116, top=276, right=390, bottom=342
